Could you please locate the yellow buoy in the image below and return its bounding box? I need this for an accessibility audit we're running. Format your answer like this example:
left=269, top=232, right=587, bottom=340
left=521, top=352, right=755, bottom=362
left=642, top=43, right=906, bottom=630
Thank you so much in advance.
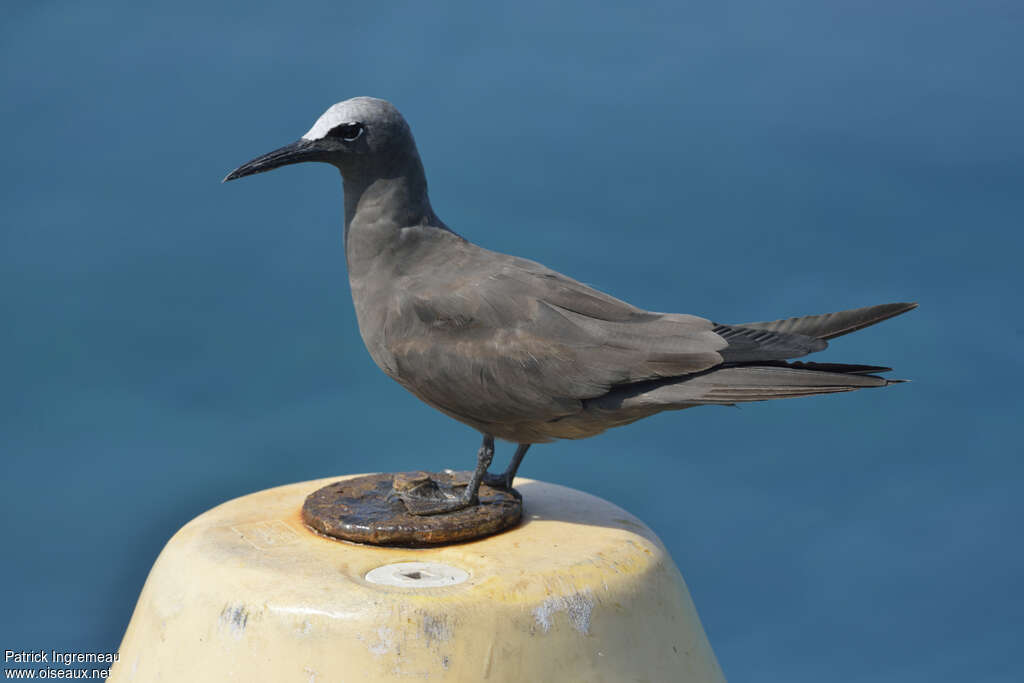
left=110, top=476, right=726, bottom=682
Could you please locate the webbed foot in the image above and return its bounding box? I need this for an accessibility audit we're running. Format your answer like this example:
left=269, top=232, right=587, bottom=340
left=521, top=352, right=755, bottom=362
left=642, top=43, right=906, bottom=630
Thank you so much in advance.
left=394, top=435, right=495, bottom=516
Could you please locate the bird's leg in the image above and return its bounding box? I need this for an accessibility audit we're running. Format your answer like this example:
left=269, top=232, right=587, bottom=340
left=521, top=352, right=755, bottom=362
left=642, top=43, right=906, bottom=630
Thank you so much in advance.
left=460, top=433, right=495, bottom=505
left=483, top=443, right=530, bottom=490
left=396, top=434, right=495, bottom=516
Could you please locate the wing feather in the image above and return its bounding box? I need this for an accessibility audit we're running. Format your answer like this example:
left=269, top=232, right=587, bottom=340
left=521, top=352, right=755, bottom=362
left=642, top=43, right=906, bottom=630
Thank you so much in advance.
left=384, top=250, right=724, bottom=425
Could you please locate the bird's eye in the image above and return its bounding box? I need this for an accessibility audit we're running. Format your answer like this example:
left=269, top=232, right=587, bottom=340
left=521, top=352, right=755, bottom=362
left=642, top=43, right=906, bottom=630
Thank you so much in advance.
left=327, top=122, right=364, bottom=142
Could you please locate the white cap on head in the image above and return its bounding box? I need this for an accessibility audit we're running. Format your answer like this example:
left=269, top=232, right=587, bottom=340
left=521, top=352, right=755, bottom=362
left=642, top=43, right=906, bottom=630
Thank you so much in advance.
left=301, top=97, right=398, bottom=141
left=302, top=102, right=353, bottom=141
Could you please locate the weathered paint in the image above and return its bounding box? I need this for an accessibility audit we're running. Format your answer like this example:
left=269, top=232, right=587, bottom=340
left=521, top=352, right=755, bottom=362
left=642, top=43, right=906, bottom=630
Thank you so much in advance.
left=533, top=590, right=594, bottom=635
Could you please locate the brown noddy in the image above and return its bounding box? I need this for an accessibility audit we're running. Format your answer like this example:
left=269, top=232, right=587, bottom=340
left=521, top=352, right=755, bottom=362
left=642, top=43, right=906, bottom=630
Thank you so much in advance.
left=225, top=97, right=916, bottom=514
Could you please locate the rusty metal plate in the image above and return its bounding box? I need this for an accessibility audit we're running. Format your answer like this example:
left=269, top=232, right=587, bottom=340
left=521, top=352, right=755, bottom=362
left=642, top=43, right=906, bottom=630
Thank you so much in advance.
left=301, top=472, right=522, bottom=546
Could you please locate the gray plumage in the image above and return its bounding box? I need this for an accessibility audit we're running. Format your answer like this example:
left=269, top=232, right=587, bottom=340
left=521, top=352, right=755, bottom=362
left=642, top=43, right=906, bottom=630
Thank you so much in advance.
left=225, top=97, right=916, bottom=509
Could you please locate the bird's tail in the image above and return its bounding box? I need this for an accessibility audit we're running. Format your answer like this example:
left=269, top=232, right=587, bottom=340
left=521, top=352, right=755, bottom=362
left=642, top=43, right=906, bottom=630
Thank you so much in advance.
left=738, top=302, right=918, bottom=341
left=685, top=301, right=919, bottom=403
left=582, top=302, right=916, bottom=430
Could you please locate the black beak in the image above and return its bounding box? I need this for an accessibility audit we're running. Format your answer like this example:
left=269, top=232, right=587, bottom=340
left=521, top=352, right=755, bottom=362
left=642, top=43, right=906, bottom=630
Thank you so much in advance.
left=223, top=139, right=327, bottom=182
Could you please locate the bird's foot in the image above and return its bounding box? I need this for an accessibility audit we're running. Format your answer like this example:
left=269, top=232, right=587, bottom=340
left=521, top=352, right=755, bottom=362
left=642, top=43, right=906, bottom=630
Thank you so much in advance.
left=392, top=472, right=476, bottom=516
left=482, top=471, right=514, bottom=491
left=481, top=443, right=529, bottom=491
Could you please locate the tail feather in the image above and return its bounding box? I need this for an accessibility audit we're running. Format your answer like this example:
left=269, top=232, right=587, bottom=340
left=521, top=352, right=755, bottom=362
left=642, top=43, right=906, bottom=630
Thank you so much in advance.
left=740, top=302, right=918, bottom=341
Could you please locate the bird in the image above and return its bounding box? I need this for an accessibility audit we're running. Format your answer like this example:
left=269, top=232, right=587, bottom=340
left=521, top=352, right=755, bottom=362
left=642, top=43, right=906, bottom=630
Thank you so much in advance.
left=224, top=96, right=916, bottom=515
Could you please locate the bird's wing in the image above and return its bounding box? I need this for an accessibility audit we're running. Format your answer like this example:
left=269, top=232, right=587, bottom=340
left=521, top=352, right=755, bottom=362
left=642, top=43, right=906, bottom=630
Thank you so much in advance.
left=383, top=251, right=726, bottom=424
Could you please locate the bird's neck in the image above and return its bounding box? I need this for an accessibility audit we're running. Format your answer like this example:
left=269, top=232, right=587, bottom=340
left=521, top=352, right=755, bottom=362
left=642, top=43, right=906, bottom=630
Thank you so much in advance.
left=342, top=160, right=446, bottom=276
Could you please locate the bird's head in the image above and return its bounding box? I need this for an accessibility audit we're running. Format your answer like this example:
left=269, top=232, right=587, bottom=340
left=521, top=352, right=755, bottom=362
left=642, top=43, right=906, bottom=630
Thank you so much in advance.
left=223, top=96, right=418, bottom=183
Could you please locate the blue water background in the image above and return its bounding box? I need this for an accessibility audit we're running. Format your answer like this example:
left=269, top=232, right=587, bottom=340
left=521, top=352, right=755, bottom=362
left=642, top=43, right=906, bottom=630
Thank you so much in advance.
left=2, top=2, right=1021, bottom=680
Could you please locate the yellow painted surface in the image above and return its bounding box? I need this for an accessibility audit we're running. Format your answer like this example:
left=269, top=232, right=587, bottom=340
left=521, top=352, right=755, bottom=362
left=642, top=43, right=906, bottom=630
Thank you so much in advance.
left=109, top=476, right=726, bottom=683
